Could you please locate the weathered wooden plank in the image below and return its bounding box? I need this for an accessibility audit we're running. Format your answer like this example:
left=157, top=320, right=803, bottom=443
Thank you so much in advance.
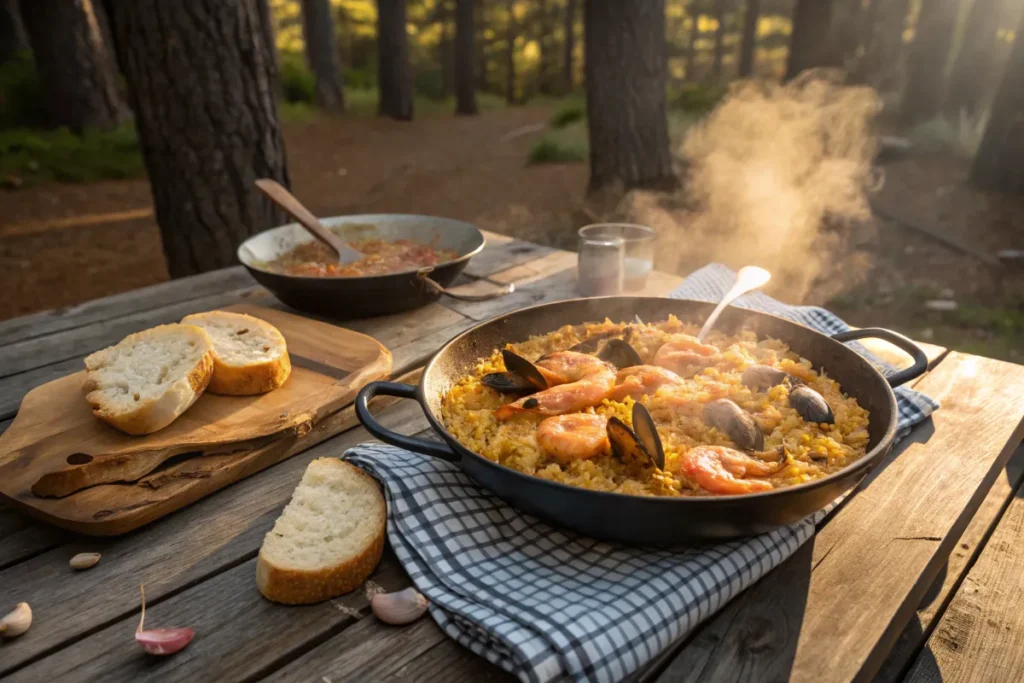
left=652, top=352, right=1024, bottom=683
left=382, top=637, right=512, bottom=683
left=0, top=287, right=267, bottom=379
left=0, top=524, right=67, bottom=571
left=0, top=399, right=430, bottom=677
left=0, top=357, right=87, bottom=421
left=875, top=444, right=1024, bottom=683
left=463, top=232, right=556, bottom=280
left=266, top=612, right=448, bottom=683
left=0, top=267, right=256, bottom=347
left=904, top=477, right=1024, bottom=683
left=5, top=555, right=407, bottom=683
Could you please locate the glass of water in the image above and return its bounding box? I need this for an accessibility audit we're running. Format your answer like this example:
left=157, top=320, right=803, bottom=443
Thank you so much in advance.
left=577, top=225, right=625, bottom=297
left=577, top=223, right=656, bottom=293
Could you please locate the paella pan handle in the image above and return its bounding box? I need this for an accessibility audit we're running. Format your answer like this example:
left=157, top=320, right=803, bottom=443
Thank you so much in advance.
left=355, top=381, right=460, bottom=462
left=417, top=269, right=515, bottom=302
left=830, top=328, right=929, bottom=388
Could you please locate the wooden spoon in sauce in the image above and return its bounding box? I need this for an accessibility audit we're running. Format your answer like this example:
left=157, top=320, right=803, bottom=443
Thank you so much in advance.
left=255, top=179, right=364, bottom=265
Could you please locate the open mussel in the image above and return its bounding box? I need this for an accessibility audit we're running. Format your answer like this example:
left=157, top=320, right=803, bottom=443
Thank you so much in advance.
left=597, top=338, right=643, bottom=369
left=703, top=399, right=765, bottom=452
left=481, top=349, right=550, bottom=395
left=608, top=402, right=665, bottom=470
left=789, top=385, right=835, bottom=425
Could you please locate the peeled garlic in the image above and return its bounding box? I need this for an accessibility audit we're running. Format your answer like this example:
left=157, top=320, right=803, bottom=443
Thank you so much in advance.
left=371, top=587, right=429, bottom=625
left=70, top=552, right=101, bottom=570
left=0, top=602, right=32, bottom=639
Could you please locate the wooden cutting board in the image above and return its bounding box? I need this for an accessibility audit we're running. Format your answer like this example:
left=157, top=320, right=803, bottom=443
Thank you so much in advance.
left=0, top=303, right=392, bottom=535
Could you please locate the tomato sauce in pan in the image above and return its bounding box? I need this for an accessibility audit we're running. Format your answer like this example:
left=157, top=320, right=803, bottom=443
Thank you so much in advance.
left=266, top=237, right=458, bottom=277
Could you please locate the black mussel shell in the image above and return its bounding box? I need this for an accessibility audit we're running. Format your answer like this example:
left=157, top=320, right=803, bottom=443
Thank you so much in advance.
left=703, top=399, right=765, bottom=452
left=500, top=349, right=549, bottom=390
left=741, top=365, right=790, bottom=392
left=789, top=385, right=835, bottom=425
left=608, top=416, right=663, bottom=469
left=481, top=372, right=538, bottom=395
left=568, top=330, right=618, bottom=354
left=598, top=339, right=644, bottom=369
left=631, top=402, right=665, bottom=469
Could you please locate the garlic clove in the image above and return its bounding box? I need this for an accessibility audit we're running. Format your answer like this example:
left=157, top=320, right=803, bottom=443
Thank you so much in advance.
left=0, top=602, right=32, bottom=639
left=371, top=587, right=429, bottom=625
left=70, top=552, right=101, bottom=571
left=135, top=584, right=194, bottom=655
left=135, top=628, right=195, bottom=655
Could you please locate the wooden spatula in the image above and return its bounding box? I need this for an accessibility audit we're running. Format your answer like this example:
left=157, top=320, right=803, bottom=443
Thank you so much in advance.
left=255, top=178, right=364, bottom=265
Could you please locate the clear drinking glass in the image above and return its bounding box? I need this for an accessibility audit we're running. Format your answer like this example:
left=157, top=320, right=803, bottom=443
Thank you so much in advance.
left=577, top=225, right=624, bottom=297
left=578, top=223, right=656, bottom=292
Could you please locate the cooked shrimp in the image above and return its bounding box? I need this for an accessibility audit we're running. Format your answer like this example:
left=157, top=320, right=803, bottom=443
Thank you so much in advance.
left=608, top=365, right=686, bottom=401
left=537, top=414, right=610, bottom=464
left=653, top=335, right=721, bottom=374
left=495, top=352, right=616, bottom=419
left=676, top=445, right=780, bottom=495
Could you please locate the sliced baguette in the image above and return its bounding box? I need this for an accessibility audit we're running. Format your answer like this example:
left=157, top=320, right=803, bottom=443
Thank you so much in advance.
left=83, top=323, right=215, bottom=435
left=181, top=311, right=291, bottom=395
left=256, top=458, right=386, bottom=605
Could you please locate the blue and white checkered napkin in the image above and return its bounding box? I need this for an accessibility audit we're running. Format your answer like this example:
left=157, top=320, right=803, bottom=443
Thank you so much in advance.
left=343, top=264, right=939, bottom=683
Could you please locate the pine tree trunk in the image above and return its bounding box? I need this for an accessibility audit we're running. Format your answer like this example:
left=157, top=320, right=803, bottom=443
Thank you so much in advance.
left=536, top=0, right=554, bottom=95
left=946, top=0, right=1002, bottom=116
left=854, top=0, right=909, bottom=89
left=685, top=7, right=700, bottom=81
left=454, top=0, right=477, bottom=114
left=585, top=0, right=675, bottom=192
left=19, top=0, right=126, bottom=132
left=439, top=1, right=454, bottom=98
left=476, top=0, right=489, bottom=91
left=738, top=0, right=759, bottom=77
left=900, top=0, right=958, bottom=125
left=301, top=0, right=345, bottom=111
left=377, top=0, right=413, bottom=120
left=256, top=0, right=280, bottom=80
left=711, top=0, right=726, bottom=83
left=971, top=11, right=1024, bottom=193
left=505, top=0, right=516, bottom=104
left=785, top=0, right=833, bottom=80
left=0, top=0, right=26, bottom=64
left=563, top=0, right=576, bottom=92
left=106, top=0, right=289, bottom=278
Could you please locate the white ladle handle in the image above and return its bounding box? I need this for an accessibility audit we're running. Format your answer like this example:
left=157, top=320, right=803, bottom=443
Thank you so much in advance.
left=697, top=266, right=771, bottom=342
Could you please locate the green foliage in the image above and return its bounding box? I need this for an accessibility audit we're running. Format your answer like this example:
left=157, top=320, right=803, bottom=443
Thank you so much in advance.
left=669, top=83, right=727, bottom=114
left=278, top=52, right=317, bottom=104
left=279, top=101, right=319, bottom=123
left=344, top=66, right=376, bottom=90
left=413, top=67, right=448, bottom=101
left=0, top=52, right=45, bottom=128
left=0, top=124, right=145, bottom=185
left=550, top=95, right=586, bottom=129
left=529, top=121, right=588, bottom=164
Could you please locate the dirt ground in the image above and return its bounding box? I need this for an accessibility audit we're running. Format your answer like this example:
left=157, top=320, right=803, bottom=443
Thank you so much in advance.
left=3, top=105, right=1023, bottom=361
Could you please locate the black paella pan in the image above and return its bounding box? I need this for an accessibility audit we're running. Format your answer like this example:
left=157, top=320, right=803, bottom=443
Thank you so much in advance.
left=356, top=297, right=928, bottom=543
left=238, top=214, right=512, bottom=319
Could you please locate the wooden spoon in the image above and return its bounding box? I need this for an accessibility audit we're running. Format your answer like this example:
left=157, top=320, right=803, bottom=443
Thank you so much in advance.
left=255, top=178, right=364, bottom=265
left=697, top=265, right=771, bottom=342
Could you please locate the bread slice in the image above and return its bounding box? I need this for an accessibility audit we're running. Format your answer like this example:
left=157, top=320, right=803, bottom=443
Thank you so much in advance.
left=181, top=311, right=291, bottom=395
left=83, top=324, right=215, bottom=435
left=256, top=459, right=386, bottom=605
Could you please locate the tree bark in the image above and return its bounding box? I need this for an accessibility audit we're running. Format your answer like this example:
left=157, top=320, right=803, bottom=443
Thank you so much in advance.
left=711, top=0, right=726, bottom=83
left=476, top=0, right=489, bottom=92
left=946, top=0, right=1002, bottom=116
left=686, top=6, right=700, bottom=81
left=377, top=0, right=413, bottom=120
left=853, top=0, right=909, bottom=89
left=255, top=0, right=280, bottom=82
left=454, top=0, right=477, bottom=114
left=784, top=0, right=833, bottom=80
left=505, top=0, right=516, bottom=104
left=1, top=0, right=27, bottom=64
left=563, top=0, right=576, bottom=92
left=301, top=0, right=345, bottom=111
left=900, top=0, right=958, bottom=125
left=738, top=0, right=759, bottom=78
left=584, top=0, right=676, bottom=192
left=106, top=0, right=289, bottom=278
left=439, top=1, right=454, bottom=98
left=19, top=0, right=126, bottom=132
left=971, top=9, right=1024, bottom=193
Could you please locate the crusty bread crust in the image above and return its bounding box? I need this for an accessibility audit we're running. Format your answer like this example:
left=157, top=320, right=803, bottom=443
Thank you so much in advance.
left=255, top=461, right=386, bottom=605
left=182, top=312, right=291, bottom=396
left=83, top=324, right=215, bottom=436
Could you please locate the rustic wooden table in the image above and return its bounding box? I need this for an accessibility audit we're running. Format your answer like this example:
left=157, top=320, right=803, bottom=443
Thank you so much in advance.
left=2, top=231, right=1023, bottom=683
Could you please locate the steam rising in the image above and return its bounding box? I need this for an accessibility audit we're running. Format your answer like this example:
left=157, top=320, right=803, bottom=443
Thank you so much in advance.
left=630, top=71, right=882, bottom=302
